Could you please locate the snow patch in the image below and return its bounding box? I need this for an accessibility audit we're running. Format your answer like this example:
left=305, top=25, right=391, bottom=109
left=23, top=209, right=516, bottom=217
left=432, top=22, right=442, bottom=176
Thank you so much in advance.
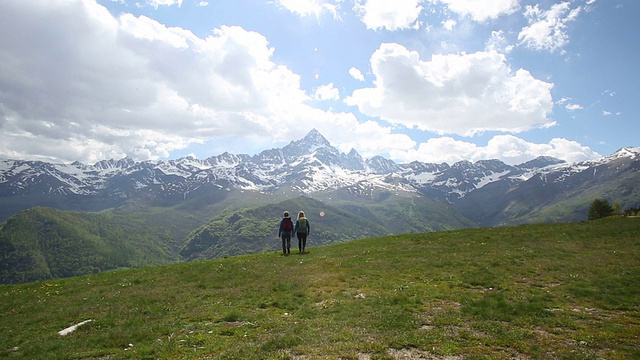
left=474, top=170, right=510, bottom=189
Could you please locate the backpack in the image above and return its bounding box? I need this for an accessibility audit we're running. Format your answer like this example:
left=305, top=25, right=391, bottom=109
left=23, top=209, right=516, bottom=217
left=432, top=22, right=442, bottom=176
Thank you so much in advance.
left=282, top=218, right=293, bottom=231
left=297, top=218, right=307, bottom=232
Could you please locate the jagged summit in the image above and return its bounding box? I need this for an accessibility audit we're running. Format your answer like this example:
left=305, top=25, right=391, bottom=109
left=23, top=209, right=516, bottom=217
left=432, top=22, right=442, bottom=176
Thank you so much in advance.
left=278, top=129, right=366, bottom=170
left=284, top=129, right=333, bottom=155
left=93, top=157, right=135, bottom=170
left=301, top=128, right=330, bottom=147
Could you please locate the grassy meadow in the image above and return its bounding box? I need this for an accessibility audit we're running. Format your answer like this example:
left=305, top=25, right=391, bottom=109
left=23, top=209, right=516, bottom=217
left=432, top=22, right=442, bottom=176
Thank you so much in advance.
left=1, top=217, right=639, bottom=359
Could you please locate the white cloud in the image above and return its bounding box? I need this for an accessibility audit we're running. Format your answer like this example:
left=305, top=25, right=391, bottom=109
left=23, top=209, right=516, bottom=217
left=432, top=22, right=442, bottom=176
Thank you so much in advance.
left=0, top=0, right=401, bottom=163
left=436, top=0, right=519, bottom=22
left=0, top=0, right=606, bottom=167
left=314, top=83, right=340, bottom=101
left=329, top=119, right=417, bottom=159
left=276, top=0, right=338, bottom=18
left=197, top=1, right=208, bottom=6
left=441, top=19, right=457, bottom=31
left=391, top=135, right=600, bottom=165
left=558, top=98, right=582, bottom=111
left=518, top=2, right=581, bottom=52
left=349, top=67, right=365, bottom=81
left=147, top=0, right=183, bottom=9
left=485, top=30, right=514, bottom=53
left=355, top=0, right=423, bottom=31
left=345, top=43, right=554, bottom=137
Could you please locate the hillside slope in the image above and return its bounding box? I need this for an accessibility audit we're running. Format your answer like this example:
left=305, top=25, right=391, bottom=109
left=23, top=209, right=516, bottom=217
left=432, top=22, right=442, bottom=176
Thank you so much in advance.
left=1, top=194, right=474, bottom=284
left=0, top=207, right=184, bottom=284
left=1, top=217, right=638, bottom=359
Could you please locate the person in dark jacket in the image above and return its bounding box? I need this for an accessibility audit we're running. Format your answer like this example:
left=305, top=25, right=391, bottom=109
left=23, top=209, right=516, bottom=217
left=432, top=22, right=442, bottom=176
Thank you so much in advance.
left=278, top=211, right=294, bottom=255
left=294, top=211, right=310, bottom=254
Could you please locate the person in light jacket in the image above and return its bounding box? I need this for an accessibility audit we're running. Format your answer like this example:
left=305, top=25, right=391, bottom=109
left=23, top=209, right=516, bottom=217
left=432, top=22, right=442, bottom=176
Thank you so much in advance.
left=294, top=211, right=310, bottom=254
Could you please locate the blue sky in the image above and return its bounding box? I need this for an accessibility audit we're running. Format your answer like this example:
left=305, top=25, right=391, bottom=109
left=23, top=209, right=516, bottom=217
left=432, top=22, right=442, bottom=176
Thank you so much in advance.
left=0, top=0, right=637, bottom=165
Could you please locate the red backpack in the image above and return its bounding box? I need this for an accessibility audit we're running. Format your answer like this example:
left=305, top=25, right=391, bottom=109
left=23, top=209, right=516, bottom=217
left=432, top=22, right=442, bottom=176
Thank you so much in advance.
left=282, top=218, right=293, bottom=231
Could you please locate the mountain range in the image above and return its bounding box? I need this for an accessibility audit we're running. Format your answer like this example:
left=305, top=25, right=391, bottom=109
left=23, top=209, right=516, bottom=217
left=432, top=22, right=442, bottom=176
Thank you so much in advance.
left=1, top=129, right=639, bottom=283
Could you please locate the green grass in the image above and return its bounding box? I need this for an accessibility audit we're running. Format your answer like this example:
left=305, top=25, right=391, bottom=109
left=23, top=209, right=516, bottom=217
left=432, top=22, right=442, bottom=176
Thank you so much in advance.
left=1, top=217, right=639, bottom=359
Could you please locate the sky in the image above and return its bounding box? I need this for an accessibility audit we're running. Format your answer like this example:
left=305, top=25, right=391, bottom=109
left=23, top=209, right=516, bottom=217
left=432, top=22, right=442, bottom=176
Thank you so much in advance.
left=0, top=0, right=637, bottom=166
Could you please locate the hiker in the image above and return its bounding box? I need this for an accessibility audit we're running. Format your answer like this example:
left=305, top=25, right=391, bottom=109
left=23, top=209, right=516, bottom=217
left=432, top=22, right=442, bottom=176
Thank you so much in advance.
left=278, top=211, right=294, bottom=255
left=294, top=211, right=310, bottom=254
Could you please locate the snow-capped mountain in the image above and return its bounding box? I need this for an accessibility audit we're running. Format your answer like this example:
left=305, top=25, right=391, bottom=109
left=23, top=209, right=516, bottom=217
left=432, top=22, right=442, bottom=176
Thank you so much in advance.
left=1, top=130, right=639, bottom=224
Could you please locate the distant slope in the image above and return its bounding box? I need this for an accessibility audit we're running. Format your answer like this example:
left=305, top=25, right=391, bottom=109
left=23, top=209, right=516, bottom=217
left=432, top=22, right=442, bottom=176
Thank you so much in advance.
left=0, top=206, right=198, bottom=284
left=180, top=194, right=476, bottom=261
left=179, top=196, right=391, bottom=260
left=323, top=190, right=477, bottom=234
left=514, top=167, right=640, bottom=225
left=455, top=149, right=640, bottom=225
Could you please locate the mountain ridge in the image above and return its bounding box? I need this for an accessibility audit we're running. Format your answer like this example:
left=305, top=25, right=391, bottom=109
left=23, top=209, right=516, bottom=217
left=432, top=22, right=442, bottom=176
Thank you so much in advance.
left=0, top=130, right=639, bottom=224
left=0, top=130, right=561, bottom=196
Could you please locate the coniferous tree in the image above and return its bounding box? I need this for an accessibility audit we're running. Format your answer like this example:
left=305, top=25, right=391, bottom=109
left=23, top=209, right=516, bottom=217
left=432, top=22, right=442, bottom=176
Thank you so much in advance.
left=613, top=201, right=622, bottom=215
left=588, top=198, right=615, bottom=221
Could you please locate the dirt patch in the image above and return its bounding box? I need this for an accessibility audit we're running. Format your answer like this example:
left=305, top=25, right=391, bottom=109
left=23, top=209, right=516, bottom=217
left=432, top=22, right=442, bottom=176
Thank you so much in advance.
left=387, top=348, right=463, bottom=359
left=418, top=299, right=464, bottom=331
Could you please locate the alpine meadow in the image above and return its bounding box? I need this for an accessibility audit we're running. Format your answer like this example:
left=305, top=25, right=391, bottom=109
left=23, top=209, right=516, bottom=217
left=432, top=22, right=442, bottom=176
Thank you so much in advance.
left=1, top=217, right=639, bottom=359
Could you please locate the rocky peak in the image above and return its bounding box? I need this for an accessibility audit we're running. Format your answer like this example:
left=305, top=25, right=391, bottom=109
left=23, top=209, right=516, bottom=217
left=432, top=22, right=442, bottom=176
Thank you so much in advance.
left=283, top=129, right=334, bottom=158
left=517, top=156, right=564, bottom=170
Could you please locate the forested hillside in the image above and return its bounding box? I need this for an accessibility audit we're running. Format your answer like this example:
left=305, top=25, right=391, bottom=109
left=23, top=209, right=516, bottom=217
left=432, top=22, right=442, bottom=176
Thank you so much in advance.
left=0, top=207, right=186, bottom=284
